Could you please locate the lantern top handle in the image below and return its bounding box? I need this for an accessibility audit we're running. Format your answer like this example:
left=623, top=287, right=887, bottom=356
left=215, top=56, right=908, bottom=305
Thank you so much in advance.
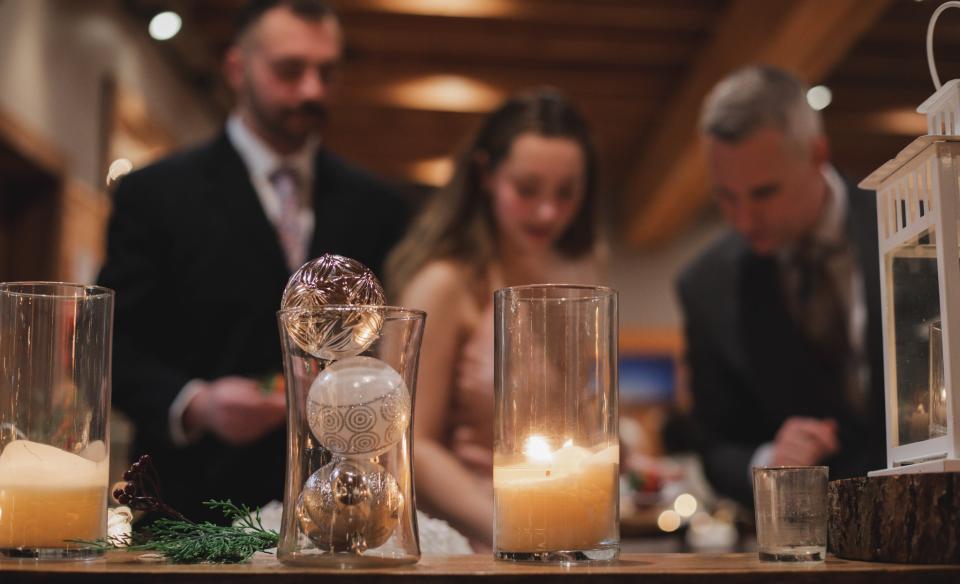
left=927, top=1, right=960, bottom=90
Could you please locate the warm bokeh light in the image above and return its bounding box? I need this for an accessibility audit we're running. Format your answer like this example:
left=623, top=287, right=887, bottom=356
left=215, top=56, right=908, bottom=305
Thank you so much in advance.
left=149, top=11, right=181, bottom=41
left=806, top=85, right=832, bottom=111
left=106, top=158, right=134, bottom=186
left=409, top=156, right=453, bottom=186
left=385, top=75, right=504, bottom=113
left=674, top=493, right=698, bottom=518
left=360, top=0, right=518, bottom=18
left=657, top=509, right=682, bottom=533
left=865, top=108, right=927, bottom=136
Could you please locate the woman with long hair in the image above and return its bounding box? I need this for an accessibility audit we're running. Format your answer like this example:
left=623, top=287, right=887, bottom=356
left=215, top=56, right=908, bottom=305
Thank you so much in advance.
left=386, top=88, right=605, bottom=547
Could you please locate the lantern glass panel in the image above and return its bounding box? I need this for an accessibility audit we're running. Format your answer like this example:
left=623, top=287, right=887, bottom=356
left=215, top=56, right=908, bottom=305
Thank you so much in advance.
left=929, top=321, right=947, bottom=439
left=888, top=226, right=942, bottom=446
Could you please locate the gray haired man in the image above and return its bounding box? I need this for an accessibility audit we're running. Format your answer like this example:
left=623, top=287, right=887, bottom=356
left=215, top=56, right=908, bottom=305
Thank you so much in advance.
left=677, top=65, right=885, bottom=506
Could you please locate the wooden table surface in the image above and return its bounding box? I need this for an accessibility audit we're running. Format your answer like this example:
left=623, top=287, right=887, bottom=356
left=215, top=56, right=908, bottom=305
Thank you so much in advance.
left=2, top=552, right=960, bottom=583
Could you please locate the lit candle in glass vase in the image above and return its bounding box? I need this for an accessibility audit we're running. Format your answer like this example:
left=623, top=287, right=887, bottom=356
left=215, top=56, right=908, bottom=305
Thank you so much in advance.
left=494, top=285, right=619, bottom=563
left=0, top=282, right=113, bottom=560
left=494, top=436, right=618, bottom=553
left=0, top=440, right=108, bottom=549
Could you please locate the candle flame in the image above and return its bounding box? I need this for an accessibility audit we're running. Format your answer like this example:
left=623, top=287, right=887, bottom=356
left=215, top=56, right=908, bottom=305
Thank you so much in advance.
left=523, top=435, right=553, bottom=464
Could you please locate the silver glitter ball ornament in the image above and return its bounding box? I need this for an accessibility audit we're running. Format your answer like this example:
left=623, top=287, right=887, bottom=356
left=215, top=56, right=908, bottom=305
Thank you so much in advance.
left=299, top=459, right=403, bottom=553
left=295, top=491, right=322, bottom=542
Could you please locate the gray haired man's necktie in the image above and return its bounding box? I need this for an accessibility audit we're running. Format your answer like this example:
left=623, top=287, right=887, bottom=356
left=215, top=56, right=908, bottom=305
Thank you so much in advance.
left=789, top=240, right=868, bottom=416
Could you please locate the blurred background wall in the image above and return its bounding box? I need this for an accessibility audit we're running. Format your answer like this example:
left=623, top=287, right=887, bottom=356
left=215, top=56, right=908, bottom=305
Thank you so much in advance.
left=0, top=0, right=215, bottom=284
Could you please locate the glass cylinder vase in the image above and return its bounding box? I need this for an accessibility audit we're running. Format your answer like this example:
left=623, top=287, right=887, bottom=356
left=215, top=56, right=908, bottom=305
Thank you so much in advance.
left=277, top=305, right=424, bottom=567
left=0, top=282, right=114, bottom=560
left=493, top=285, right=619, bottom=563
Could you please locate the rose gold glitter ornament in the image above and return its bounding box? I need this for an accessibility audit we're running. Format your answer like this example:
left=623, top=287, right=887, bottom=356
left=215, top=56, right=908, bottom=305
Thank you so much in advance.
left=281, top=254, right=385, bottom=360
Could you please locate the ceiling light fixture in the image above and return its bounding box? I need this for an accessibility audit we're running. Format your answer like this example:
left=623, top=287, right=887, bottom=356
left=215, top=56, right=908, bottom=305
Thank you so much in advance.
left=386, top=75, right=504, bottom=113
left=806, top=85, right=833, bottom=111
left=149, top=11, right=182, bottom=41
left=365, top=0, right=517, bottom=18
left=410, top=156, right=454, bottom=186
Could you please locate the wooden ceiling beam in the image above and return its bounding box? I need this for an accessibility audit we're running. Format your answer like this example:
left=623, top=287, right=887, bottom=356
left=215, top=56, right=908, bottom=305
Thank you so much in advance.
left=622, top=0, right=892, bottom=249
left=342, top=23, right=695, bottom=68
left=337, top=87, right=659, bottom=121
left=327, top=103, right=652, bottom=151
left=822, top=83, right=930, bottom=106
left=834, top=55, right=960, bottom=83
left=825, top=109, right=927, bottom=137
left=339, top=62, right=676, bottom=100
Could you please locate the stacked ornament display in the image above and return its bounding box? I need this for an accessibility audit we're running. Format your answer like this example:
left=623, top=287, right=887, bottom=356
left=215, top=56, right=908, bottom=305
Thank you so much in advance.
left=280, top=254, right=412, bottom=554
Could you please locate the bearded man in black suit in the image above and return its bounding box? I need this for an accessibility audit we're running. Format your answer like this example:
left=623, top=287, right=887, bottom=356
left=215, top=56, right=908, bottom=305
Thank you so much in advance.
left=98, top=0, right=407, bottom=522
left=677, top=66, right=885, bottom=506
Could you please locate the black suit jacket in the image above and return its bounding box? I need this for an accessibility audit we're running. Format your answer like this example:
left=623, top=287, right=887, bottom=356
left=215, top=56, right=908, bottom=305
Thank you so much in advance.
left=98, top=134, right=408, bottom=522
left=677, top=183, right=886, bottom=506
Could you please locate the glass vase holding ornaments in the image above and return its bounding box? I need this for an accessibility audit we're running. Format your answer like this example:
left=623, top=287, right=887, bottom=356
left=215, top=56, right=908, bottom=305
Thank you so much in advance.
left=276, top=255, right=425, bottom=566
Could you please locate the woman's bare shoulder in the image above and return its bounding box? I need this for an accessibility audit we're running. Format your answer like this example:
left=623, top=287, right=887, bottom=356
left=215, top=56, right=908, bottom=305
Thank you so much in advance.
left=398, top=259, right=477, bottom=309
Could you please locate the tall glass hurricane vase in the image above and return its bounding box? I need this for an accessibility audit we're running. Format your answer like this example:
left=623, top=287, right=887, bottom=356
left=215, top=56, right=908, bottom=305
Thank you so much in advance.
left=493, top=285, right=619, bottom=563
left=277, top=305, right=425, bottom=567
left=0, top=282, right=114, bottom=560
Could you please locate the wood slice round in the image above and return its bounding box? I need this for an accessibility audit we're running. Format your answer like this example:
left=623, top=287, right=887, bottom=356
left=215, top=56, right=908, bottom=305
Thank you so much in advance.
left=828, top=473, right=960, bottom=563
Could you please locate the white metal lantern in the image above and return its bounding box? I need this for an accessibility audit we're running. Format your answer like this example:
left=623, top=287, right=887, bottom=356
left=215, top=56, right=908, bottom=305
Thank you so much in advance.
left=861, top=2, right=960, bottom=475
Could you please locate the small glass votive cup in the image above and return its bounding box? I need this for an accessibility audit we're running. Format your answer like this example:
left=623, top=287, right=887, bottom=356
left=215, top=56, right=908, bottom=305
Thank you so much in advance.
left=752, top=466, right=828, bottom=562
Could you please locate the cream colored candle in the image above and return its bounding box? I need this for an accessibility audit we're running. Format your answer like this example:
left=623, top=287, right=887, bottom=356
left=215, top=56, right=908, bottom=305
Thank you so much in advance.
left=0, top=440, right=107, bottom=548
left=494, top=437, right=619, bottom=552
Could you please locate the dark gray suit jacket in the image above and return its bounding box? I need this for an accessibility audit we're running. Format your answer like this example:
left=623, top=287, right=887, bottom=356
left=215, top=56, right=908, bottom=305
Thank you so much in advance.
left=98, top=133, right=408, bottom=522
left=677, top=183, right=886, bottom=506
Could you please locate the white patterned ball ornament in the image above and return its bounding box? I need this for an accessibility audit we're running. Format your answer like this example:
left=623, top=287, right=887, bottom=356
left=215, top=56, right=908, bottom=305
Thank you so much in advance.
left=306, top=356, right=410, bottom=457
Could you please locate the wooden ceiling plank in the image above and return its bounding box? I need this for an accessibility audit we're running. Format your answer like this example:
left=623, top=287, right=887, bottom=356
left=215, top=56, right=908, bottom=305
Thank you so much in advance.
left=623, top=0, right=893, bottom=249
left=337, top=86, right=660, bottom=120
left=824, top=109, right=926, bottom=137
left=835, top=55, right=960, bottom=83
left=326, top=102, right=652, bottom=147
left=339, top=62, right=678, bottom=99
left=341, top=25, right=697, bottom=68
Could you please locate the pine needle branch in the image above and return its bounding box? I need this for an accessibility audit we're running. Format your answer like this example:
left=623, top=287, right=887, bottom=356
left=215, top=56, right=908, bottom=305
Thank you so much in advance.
left=72, top=499, right=279, bottom=564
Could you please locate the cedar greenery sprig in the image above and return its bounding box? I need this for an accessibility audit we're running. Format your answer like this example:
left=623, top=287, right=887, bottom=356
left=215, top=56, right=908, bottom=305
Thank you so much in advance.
left=77, top=500, right=279, bottom=564
left=75, top=456, right=278, bottom=563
